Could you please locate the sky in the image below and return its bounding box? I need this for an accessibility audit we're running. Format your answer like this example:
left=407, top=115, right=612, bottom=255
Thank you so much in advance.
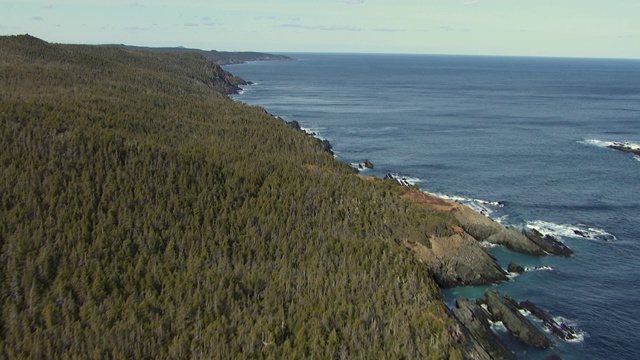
left=1, top=0, right=639, bottom=59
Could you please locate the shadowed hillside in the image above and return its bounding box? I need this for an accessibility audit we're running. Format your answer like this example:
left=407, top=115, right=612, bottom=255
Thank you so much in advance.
left=0, top=35, right=466, bottom=359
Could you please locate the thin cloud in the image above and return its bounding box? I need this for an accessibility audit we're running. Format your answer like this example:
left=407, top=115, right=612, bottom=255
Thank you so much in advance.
left=184, top=23, right=199, bottom=27
left=124, top=26, right=146, bottom=32
left=124, top=24, right=160, bottom=32
left=439, top=25, right=471, bottom=33
left=278, top=24, right=362, bottom=31
left=32, top=16, right=44, bottom=21
left=373, top=28, right=407, bottom=33
left=202, top=16, right=215, bottom=27
left=464, top=0, right=479, bottom=6
left=342, top=0, right=365, bottom=3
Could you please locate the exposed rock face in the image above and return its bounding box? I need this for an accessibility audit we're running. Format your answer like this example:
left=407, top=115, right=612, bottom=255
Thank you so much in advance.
left=363, top=159, right=374, bottom=169
left=285, top=120, right=333, bottom=155
left=450, top=289, right=581, bottom=357
left=452, top=297, right=516, bottom=360
left=384, top=173, right=415, bottom=187
left=507, top=262, right=525, bottom=274
left=401, top=232, right=508, bottom=288
left=316, top=138, right=333, bottom=155
left=608, top=143, right=640, bottom=156
left=399, top=188, right=575, bottom=258
left=452, top=205, right=547, bottom=255
left=288, top=120, right=302, bottom=131
left=519, top=300, right=579, bottom=342
left=523, top=228, right=574, bottom=257
left=204, top=62, right=250, bottom=94
left=482, top=289, right=552, bottom=349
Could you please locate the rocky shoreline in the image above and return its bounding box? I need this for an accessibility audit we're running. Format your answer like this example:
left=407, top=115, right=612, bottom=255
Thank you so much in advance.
left=280, top=115, right=575, bottom=358
left=358, top=169, right=579, bottom=358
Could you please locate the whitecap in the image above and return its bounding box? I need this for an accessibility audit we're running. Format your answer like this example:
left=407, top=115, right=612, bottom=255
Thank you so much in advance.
left=507, top=272, right=520, bottom=280
left=579, top=138, right=640, bottom=153
left=526, top=220, right=616, bottom=241
left=350, top=162, right=373, bottom=171
left=552, top=316, right=588, bottom=343
left=300, top=126, right=328, bottom=141
left=635, top=155, right=640, bottom=162
left=431, top=193, right=504, bottom=217
left=480, top=241, right=499, bottom=248
left=385, top=173, right=421, bottom=187
left=579, top=138, right=613, bottom=148
left=494, top=215, right=510, bottom=224
left=488, top=320, right=508, bottom=332
left=519, top=309, right=532, bottom=317
left=524, top=266, right=554, bottom=272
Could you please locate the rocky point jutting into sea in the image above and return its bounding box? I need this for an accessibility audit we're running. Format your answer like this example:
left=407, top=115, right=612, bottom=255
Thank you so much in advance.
left=7, top=36, right=631, bottom=359
left=228, top=52, right=640, bottom=360
left=285, top=118, right=579, bottom=359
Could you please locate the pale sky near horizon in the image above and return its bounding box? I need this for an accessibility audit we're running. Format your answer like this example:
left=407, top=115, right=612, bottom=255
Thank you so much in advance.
left=1, top=0, right=639, bottom=59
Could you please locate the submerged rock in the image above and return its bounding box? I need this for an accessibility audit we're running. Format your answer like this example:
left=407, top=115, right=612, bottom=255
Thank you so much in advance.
left=482, top=289, right=552, bottom=349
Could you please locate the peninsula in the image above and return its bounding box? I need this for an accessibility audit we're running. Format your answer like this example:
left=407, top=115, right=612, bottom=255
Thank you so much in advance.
left=107, top=44, right=293, bottom=65
left=0, top=35, right=570, bottom=359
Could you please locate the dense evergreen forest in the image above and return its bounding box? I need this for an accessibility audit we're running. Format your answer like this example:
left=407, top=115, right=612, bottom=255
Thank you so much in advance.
left=0, top=35, right=466, bottom=359
left=110, top=45, right=293, bottom=65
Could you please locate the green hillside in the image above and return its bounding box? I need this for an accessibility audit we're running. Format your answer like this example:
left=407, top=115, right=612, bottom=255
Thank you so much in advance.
left=0, top=35, right=463, bottom=359
left=110, top=45, right=293, bottom=65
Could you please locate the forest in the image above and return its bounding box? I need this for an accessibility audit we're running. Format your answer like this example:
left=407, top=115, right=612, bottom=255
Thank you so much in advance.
left=0, top=34, right=465, bottom=359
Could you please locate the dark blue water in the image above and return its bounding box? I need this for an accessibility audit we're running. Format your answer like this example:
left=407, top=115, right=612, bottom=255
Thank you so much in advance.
left=226, top=54, right=640, bottom=360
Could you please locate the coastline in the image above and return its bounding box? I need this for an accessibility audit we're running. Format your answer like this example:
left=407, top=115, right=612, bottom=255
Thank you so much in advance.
left=226, top=52, right=640, bottom=360
left=6, top=36, right=638, bottom=359
left=243, top=95, right=581, bottom=358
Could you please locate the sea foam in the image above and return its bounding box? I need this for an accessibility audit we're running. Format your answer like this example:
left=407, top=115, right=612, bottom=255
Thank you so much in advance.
left=580, top=138, right=640, bottom=152
left=552, top=316, right=587, bottom=343
left=433, top=193, right=504, bottom=217
left=527, top=220, right=616, bottom=241
left=300, top=126, right=327, bottom=140
left=524, top=266, right=554, bottom=272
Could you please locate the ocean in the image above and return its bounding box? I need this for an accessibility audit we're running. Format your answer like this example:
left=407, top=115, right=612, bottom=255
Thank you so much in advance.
left=225, top=53, right=640, bottom=359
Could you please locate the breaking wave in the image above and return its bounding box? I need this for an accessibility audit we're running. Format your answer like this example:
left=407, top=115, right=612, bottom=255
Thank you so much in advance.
left=552, top=316, right=587, bottom=343
left=384, top=173, right=421, bottom=187
left=432, top=193, right=504, bottom=217
left=579, top=138, right=640, bottom=151
left=527, top=220, right=616, bottom=241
